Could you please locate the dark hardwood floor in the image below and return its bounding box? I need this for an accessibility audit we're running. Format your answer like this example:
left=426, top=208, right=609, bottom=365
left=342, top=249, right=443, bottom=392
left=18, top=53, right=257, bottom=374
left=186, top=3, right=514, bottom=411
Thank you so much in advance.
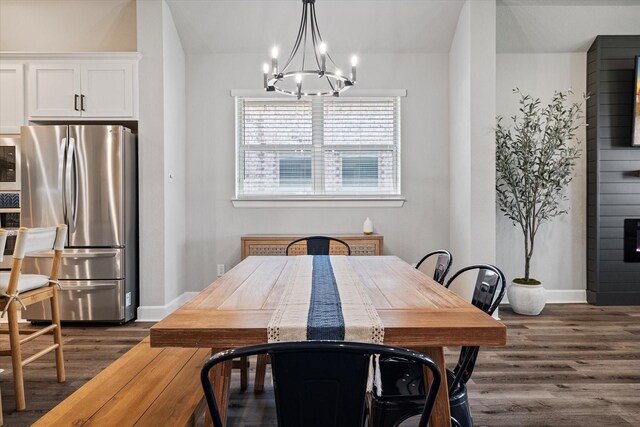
left=1, top=304, right=639, bottom=426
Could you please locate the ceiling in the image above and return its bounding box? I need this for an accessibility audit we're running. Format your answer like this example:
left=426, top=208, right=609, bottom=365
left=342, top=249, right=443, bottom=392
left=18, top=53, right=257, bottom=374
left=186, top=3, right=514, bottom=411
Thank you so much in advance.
left=165, top=0, right=465, bottom=54
left=497, top=0, right=640, bottom=52
left=166, top=0, right=640, bottom=55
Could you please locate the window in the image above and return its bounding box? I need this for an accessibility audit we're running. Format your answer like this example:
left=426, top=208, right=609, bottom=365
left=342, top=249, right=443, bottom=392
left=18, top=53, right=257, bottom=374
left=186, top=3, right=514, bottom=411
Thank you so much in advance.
left=236, top=97, right=401, bottom=199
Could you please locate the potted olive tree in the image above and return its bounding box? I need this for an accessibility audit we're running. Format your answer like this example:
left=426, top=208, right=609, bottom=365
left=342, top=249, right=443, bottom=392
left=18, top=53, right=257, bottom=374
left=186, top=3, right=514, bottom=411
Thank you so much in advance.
left=496, top=89, right=584, bottom=315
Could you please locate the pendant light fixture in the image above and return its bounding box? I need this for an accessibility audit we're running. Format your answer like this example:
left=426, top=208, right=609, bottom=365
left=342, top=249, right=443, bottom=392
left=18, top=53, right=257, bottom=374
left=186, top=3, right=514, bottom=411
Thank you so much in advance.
left=262, top=0, right=357, bottom=98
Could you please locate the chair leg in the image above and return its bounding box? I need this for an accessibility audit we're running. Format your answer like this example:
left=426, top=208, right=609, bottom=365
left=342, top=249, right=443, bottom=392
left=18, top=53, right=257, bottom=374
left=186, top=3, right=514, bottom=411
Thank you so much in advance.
left=50, top=287, right=65, bottom=382
left=8, top=302, right=25, bottom=411
left=254, top=354, right=268, bottom=393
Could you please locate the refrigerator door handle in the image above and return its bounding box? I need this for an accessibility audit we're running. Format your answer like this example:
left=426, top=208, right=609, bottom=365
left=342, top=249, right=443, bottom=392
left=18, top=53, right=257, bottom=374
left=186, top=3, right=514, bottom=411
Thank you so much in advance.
left=72, top=137, right=79, bottom=229
left=61, top=137, right=68, bottom=226
left=26, top=249, right=120, bottom=259
left=64, top=138, right=77, bottom=232
left=60, top=283, right=119, bottom=291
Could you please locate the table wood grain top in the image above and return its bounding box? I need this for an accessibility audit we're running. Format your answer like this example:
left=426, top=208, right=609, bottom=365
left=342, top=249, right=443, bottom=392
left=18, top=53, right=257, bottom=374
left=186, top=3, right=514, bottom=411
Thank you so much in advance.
left=150, top=256, right=506, bottom=349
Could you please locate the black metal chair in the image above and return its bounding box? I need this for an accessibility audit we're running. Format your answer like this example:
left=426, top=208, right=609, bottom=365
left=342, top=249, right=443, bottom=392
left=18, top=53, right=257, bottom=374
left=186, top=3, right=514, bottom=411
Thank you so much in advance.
left=253, top=237, right=352, bottom=392
left=286, top=236, right=351, bottom=256
left=202, top=341, right=442, bottom=427
left=415, top=250, right=453, bottom=285
left=369, top=265, right=506, bottom=427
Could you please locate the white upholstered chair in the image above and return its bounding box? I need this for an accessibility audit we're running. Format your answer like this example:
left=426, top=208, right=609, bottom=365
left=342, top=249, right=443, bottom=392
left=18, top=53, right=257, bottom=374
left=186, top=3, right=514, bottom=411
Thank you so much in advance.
left=0, top=225, right=67, bottom=411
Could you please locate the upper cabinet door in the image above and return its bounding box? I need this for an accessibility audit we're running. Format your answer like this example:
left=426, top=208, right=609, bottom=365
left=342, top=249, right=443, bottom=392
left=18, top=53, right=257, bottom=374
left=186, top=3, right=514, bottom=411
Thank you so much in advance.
left=80, top=62, right=134, bottom=118
left=28, top=63, right=82, bottom=117
left=0, top=63, right=25, bottom=133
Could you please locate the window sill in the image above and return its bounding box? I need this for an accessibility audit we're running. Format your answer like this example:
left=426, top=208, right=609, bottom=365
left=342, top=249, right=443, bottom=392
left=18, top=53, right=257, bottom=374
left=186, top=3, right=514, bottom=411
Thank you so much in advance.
left=231, top=198, right=406, bottom=208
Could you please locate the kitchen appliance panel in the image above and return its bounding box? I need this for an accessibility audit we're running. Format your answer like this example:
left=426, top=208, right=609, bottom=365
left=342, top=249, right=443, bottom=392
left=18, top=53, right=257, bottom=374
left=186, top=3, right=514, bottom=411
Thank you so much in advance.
left=20, top=125, right=67, bottom=228
left=22, top=248, right=125, bottom=280
left=67, top=125, right=125, bottom=247
left=0, top=135, right=20, bottom=190
left=20, top=125, right=138, bottom=323
left=123, top=129, right=138, bottom=320
left=24, top=280, right=126, bottom=322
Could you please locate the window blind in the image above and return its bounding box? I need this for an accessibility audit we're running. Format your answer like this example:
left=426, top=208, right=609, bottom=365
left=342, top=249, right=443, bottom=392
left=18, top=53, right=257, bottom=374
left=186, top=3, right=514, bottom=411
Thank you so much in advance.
left=236, top=96, right=401, bottom=198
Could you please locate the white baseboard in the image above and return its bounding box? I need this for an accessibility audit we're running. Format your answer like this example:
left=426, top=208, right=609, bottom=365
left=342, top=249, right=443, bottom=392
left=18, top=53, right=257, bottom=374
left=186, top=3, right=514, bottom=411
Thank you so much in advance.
left=137, top=289, right=586, bottom=322
left=137, top=291, right=199, bottom=322
left=501, top=289, right=587, bottom=305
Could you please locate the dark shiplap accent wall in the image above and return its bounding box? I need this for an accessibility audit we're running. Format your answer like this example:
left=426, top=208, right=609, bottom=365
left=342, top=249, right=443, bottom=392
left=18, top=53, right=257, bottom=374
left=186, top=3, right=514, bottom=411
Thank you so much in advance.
left=587, top=35, right=640, bottom=305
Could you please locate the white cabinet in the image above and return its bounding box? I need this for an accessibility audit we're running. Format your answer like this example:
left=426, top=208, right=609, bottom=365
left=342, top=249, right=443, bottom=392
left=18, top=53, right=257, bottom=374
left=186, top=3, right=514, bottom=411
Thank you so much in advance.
left=0, top=63, right=25, bottom=133
left=28, top=63, right=81, bottom=117
left=27, top=59, right=136, bottom=119
left=81, top=62, right=134, bottom=117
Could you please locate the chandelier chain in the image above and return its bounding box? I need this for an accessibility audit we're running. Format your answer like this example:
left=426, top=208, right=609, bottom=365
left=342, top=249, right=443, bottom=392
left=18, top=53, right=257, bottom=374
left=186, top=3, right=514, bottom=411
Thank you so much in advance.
left=282, top=3, right=307, bottom=73
left=263, top=0, right=356, bottom=97
left=310, top=3, right=336, bottom=91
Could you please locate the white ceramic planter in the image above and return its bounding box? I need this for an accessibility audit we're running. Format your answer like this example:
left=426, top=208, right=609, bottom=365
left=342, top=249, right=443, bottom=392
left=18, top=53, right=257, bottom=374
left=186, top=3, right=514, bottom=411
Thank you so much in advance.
left=507, top=281, right=546, bottom=315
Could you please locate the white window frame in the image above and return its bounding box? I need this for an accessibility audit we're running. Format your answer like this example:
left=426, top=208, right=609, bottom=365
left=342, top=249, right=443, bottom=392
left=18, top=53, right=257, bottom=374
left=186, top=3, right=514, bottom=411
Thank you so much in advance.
left=232, top=90, right=406, bottom=208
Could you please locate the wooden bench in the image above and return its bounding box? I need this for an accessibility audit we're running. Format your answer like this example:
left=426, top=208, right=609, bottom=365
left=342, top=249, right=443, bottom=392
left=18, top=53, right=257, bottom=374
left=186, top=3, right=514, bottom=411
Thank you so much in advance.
left=33, top=337, right=210, bottom=427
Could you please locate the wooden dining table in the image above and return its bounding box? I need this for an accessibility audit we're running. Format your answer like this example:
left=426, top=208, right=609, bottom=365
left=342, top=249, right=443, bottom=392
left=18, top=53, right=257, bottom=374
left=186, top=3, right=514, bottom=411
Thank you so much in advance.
left=150, top=255, right=506, bottom=427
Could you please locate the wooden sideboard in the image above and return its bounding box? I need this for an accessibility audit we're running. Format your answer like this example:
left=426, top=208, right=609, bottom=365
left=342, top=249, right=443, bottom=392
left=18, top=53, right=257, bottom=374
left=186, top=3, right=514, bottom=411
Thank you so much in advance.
left=241, top=234, right=383, bottom=259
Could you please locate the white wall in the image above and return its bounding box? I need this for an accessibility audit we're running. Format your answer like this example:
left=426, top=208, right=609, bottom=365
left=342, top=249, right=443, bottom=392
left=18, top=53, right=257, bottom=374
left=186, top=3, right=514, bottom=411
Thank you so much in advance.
left=185, top=53, right=450, bottom=291
left=448, top=0, right=497, bottom=301
left=496, top=53, right=587, bottom=302
left=162, top=1, right=187, bottom=304
left=449, top=2, right=472, bottom=277
left=137, top=0, right=167, bottom=308
left=136, top=0, right=188, bottom=318
left=0, top=0, right=136, bottom=52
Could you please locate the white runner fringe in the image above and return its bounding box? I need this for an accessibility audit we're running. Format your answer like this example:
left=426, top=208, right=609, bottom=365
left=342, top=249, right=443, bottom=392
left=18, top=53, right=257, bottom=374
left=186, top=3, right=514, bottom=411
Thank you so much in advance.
left=366, top=354, right=383, bottom=396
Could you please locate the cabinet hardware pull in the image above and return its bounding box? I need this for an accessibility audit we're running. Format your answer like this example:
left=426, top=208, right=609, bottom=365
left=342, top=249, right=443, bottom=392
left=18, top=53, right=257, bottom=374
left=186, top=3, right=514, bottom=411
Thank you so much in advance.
left=80, top=94, right=86, bottom=111
left=74, top=94, right=80, bottom=111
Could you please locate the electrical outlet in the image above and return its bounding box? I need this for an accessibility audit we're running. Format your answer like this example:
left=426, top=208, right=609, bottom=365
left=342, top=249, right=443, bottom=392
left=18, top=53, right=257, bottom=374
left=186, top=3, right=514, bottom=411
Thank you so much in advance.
left=217, top=264, right=225, bottom=277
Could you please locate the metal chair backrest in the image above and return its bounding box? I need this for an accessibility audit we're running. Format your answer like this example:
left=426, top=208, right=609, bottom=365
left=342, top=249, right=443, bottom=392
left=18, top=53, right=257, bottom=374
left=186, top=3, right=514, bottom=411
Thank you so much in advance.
left=286, top=236, right=351, bottom=256
left=415, top=250, right=453, bottom=285
left=444, top=264, right=506, bottom=395
left=201, top=341, right=441, bottom=427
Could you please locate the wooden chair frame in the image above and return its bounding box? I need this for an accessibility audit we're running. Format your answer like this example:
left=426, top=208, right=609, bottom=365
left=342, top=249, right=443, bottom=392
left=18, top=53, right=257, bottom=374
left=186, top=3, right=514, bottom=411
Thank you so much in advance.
left=0, top=225, right=67, bottom=411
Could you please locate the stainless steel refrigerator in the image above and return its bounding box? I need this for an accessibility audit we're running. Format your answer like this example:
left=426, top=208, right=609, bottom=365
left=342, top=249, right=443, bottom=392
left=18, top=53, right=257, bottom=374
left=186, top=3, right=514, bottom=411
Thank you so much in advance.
left=20, top=125, right=138, bottom=323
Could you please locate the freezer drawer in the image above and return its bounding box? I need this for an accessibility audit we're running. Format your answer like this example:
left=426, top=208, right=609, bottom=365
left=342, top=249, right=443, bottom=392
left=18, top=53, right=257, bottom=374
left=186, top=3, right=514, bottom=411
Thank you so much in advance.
left=22, top=248, right=124, bottom=280
left=24, top=280, right=126, bottom=322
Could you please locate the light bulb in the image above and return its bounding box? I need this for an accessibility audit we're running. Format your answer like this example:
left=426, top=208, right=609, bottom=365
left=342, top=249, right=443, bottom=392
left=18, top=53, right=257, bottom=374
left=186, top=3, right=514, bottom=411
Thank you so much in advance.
left=351, top=55, right=358, bottom=67
left=295, top=73, right=303, bottom=83
left=262, top=63, right=270, bottom=74
left=335, top=69, right=342, bottom=77
left=319, top=42, right=327, bottom=55
left=271, top=46, right=279, bottom=59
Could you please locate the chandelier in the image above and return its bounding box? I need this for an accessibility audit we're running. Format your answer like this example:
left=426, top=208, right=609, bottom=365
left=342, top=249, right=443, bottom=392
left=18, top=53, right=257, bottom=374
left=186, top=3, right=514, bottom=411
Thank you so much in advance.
left=262, top=0, right=357, bottom=98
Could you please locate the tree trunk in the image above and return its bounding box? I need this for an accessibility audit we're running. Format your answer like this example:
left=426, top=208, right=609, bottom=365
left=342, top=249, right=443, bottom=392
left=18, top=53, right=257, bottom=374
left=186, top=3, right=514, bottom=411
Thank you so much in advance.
left=524, top=255, right=530, bottom=281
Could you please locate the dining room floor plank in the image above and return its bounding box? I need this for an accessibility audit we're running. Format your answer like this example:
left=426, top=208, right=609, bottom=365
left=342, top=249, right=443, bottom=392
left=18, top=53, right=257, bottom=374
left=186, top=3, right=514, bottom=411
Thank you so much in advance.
left=1, top=304, right=639, bottom=426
